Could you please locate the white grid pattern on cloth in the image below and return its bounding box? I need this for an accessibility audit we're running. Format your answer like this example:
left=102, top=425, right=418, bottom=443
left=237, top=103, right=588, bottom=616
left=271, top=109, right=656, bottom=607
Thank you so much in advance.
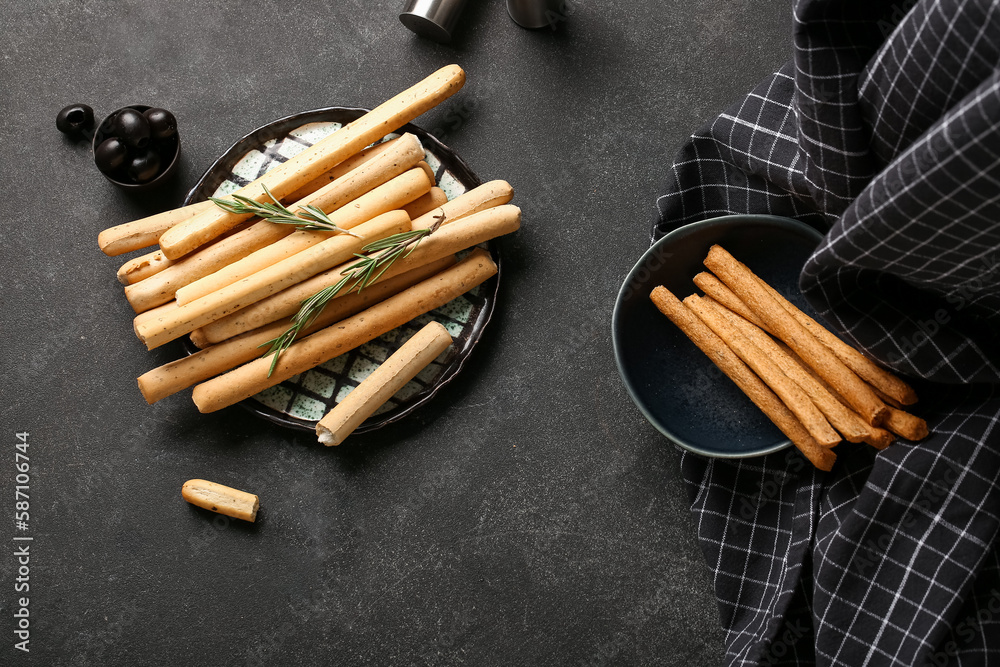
left=655, top=0, right=1000, bottom=664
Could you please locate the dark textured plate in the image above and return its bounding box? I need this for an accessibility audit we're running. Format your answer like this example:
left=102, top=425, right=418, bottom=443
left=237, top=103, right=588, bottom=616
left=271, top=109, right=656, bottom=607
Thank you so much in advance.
left=183, top=107, right=499, bottom=433
left=612, top=215, right=824, bottom=458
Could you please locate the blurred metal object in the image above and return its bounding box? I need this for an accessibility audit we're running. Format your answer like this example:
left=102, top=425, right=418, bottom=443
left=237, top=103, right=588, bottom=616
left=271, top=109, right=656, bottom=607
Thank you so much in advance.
left=399, top=0, right=468, bottom=42
left=506, top=0, right=563, bottom=29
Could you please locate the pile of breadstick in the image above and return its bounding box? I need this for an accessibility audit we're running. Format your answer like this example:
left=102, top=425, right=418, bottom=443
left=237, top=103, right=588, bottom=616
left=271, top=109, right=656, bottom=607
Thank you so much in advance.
left=98, top=64, right=521, bottom=417
left=650, top=245, right=927, bottom=470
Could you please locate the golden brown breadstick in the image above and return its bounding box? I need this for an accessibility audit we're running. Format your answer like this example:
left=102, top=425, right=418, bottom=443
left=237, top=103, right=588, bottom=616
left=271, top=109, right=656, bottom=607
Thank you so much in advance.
left=685, top=296, right=841, bottom=448
left=403, top=187, right=448, bottom=219
left=693, top=272, right=770, bottom=332
left=778, top=342, right=897, bottom=449
left=181, top=479, right=258, bottom=522
left=881, top=407, right=928, bottom=441
left=191, top=248, right=497, bottom=414
left=159, top=65, right=465, bottom=260
left=649, top=286, right=836, bottom=471
left=753, top=273, right=918, bottom=406
left=316, top=321, right=453, bottom=446
left=702, top=297, right=870, bottom=443
left=99, top=201, right=217, bottom=257
left=410, top=180, right=513, bottom=230
left=283, top=136, right=405, bottom=202
left=196, top=203, right=521, bottom=345
left=118, top=249, right=174, bottom=286
left=136, top=212, right=411, bottom=350
left=138, top=257, right=459, bottom=403
left=173, top=165, right=432, bottom=306
left=704, top=245, right=888, bottom=426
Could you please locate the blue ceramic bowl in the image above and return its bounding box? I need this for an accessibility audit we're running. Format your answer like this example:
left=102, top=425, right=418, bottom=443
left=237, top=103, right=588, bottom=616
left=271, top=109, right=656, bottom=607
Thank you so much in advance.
left=612, top=215, right=824, bottom=458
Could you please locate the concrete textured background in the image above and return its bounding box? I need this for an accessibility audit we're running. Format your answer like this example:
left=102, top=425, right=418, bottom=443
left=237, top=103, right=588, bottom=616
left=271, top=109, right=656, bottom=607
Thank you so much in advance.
left=0, top=1, right=791, bottom=664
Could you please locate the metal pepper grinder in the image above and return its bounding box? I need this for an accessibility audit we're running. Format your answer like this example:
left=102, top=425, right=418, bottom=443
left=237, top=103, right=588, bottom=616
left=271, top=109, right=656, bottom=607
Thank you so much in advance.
left=506, top=0, right=564, bottom=29
left=399, top=0, right=469, bottom=42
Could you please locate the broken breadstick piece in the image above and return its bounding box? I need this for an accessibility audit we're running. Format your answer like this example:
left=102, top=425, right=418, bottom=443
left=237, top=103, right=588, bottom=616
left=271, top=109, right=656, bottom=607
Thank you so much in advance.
left=317, top=321, right=453, bottom=446
left=882, top=407, right=929, bottom=441
left=649, top=286, right=836, bottom=471
left=704, top=245, right=888, bottom=427
left=181, top=479, right=259, bottom=522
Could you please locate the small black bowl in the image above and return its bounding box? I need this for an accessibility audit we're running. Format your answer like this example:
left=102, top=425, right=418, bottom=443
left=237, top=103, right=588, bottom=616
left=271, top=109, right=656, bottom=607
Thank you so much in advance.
left=92, top=105, right=180, bottom=191
left=612, top=215, right=825, bottom=458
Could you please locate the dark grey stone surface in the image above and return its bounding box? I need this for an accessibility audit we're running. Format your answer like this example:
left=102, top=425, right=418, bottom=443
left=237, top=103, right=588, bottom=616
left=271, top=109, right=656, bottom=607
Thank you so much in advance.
left=1, top=1, right=791, bottom=664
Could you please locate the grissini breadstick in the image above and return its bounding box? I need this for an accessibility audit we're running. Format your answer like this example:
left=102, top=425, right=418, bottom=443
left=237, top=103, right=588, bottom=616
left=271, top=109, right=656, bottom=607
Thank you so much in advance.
left=118, top=249, right=174, bottom=286
left=881, top=407, right=929, bottom=441
left=192, top=248, right=498, bottom=414
left=752, top=273, right=918, bottom=406
left=99, top=201, right=216, bottom=257
left=410, top=180, right=514, bottom=230
left=173, top=165, right=432, bottom=306
left=181, top=479, right=258, bottom=522
left=123, top=136, right=427, bottom=312
left=133, top=300, right=178, bottom=337
left=693, top=272, right=770, bottom=332
left=779, top=342, right=896, bottom=449
left=136, top=212, right=411, bottom=350
left=283, top=136, right=405, bottom=203
left=196, top=203, right=521, bottom=345
left=316, top=321, right=453, bottom=446
left=649, top=286, right=835, bottom=470
left=702, top=297, right=870, bottom=443
left=140, top=257, right=458, bottom=402
left=704, top=245, right=888, bottom=427
left=403, top=187, right=448, bottom=219
left=159, top=64, right=465, bottom=260
left=685, top=295, right=841, bottom=448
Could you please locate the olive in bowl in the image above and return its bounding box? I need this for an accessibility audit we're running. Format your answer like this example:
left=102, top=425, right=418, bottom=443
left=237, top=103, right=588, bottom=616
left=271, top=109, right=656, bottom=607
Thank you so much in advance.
left=92, top=105, right=180, bottom=190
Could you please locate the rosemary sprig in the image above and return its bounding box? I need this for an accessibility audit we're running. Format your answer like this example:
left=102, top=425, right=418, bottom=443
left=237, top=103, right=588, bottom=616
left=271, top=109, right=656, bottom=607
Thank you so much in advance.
left=210, top=185, right=361, bottom=237
left=260, top=212, right=446, bottom=376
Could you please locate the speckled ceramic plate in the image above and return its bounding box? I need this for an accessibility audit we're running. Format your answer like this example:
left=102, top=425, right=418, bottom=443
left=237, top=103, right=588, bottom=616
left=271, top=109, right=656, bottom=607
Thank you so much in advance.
left=183, top=107, right=499, bottom=433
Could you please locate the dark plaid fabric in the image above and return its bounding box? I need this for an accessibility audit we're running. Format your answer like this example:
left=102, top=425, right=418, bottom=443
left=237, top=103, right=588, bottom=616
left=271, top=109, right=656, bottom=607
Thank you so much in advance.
left=652, top=0, right=1000, bottom=664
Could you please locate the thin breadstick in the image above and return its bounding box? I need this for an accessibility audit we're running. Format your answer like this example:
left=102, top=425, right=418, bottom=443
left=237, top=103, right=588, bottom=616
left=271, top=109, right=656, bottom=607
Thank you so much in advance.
left=410, top=180, right=513, bottom=230
left=685, top=295, right=841, bottom=448
left=752, top=272, right=918, bottom=406
left=135, top=212, right=411, bottom=350
left=283, top=137, right=401, bottom=202
left=99, top=201, right=216, bottom=257
left=778, top=342, right=896, bottom=449
left=882, top=407, right=929, bottom=441
left=403, top=187, right=448, bottom=219
left=196, top=202, right=521, bottom=345
left=693, top=272, right=770, bottom=332
left=704, top=245, right=888, bottom=426
left=139, top=256, right=457, bottom=402
left=118, top=249, right=174, bottom=286
left=123, top=134, right=426, bottom=312
left=159, top=65, right=465, bottom=260
left=173, top=165, right=432, bottom=306
left=702, top=297, right=870, bottom=443
left=191, top=248, right=497, bottom=414
left=649, top=286, right=835, bottom=470
left=316, top=321, right=453, bottom=446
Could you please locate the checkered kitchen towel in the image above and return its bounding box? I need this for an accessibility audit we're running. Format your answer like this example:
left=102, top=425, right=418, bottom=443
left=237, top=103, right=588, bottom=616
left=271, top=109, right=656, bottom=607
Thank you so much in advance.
left=652, top=0, right=1000, bottom=664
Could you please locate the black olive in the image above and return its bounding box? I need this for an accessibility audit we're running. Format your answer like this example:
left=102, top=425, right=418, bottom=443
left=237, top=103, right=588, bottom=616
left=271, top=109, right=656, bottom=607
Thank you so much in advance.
left=128, top=150, right=161, bottom=183
left=56, top=104, right=95, bottom=135
left=94, top=137, right=128, bottom=174
left=143, top=108, right=177, bottom=140
left=114, top=108, right=151, bottom=150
